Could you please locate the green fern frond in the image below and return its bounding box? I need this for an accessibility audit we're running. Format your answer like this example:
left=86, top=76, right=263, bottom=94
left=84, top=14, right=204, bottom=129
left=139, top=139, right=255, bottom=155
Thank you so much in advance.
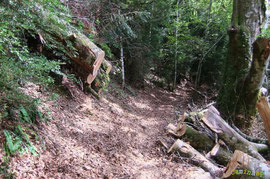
left=19, top=106, right=31, bottom=123
left=16, top=125, right=38, bottom=156
left=3, top=130, right=22, bottom=155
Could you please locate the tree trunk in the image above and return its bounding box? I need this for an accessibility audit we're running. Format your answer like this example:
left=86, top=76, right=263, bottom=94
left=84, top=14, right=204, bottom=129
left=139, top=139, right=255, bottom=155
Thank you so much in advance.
left=206, top=141, right=233, bottom=166
left=236, top=38, right=270, bottom=128
left=173, top=0, right=180, bottom=90
left=166, top=123, right=215, bottom=152
left=217, top=0, right=266, bottom=130
left=120, top=41, right=125, bottom=88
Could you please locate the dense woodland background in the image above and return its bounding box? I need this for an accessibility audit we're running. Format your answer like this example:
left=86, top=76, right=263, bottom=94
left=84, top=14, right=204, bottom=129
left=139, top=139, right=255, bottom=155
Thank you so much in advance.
left=1, top=0, right=270, bottom=178
left=0, top=0, right=232, bottom=116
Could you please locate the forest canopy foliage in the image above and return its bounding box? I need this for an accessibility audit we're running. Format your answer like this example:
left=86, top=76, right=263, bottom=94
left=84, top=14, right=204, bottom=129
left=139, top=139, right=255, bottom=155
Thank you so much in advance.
left=81, top=0, right=233, bottom=87
left=71, top=0, right=232, bottom=87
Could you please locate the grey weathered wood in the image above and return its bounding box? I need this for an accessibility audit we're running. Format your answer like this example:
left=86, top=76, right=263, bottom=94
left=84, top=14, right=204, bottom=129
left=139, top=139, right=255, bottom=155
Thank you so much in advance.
left=201, top=106, right=267, bottom=161
left=168, top=139, right=223, bottom=177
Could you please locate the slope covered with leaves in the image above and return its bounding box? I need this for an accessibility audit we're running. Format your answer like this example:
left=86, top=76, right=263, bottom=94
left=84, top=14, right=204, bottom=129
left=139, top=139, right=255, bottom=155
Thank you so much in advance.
left=1, top=78, right=216, bottom=178
left=0, top=1, right=86, bottom=177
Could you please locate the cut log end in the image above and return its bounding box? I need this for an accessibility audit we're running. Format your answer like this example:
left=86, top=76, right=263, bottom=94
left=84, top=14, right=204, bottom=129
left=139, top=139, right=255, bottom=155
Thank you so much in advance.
left=257, top=97, right=270, bottom=145
left=222, top=150, right=270, bottom=179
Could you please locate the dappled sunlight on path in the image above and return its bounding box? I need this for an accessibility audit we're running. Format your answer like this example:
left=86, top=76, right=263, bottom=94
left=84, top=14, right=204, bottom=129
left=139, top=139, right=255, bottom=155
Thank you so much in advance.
left=9, top=82, right=212, bottom=178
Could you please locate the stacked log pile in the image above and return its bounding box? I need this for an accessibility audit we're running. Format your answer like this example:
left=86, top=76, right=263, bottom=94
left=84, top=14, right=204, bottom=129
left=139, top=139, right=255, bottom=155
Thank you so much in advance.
left=165, top=97, right=270, bottom=178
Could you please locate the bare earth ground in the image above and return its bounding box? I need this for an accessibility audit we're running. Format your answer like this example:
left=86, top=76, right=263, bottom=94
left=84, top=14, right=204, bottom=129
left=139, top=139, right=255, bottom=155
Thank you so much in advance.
left=4, top=81, right=214, bottom=179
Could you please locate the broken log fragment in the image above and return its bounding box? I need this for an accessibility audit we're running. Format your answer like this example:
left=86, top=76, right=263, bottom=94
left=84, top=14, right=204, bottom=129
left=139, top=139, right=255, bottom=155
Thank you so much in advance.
left=168, top=139, right=223, bottom=177
left=166, top=113, right=187, bottom=137
left=257, top=97, right=270, bottom=145
left=222, top=150, right=270, bottom=179
left=206, top=140, right=233, bottom=166
left=166, top=123, right=186, bottom=137
left=166, top=123, right=214, bottom=152
left=174, top=112, right=188, bottom=135
left=166, top=123, right=183, bottom=137
left=102, top=59, right=112, bottom=74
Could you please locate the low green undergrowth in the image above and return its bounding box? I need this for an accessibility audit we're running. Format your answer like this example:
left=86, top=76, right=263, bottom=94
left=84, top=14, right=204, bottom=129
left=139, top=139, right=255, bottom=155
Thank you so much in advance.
left=0, top=0, right=77, bottom=177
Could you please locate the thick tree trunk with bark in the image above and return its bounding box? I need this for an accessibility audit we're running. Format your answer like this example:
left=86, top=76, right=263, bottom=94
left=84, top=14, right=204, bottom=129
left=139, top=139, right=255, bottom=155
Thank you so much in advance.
left=28, top=4, right=111, bottom=97
left=62, top=33, right=111, bottom=97
left=217, top=0, right=267, bottom=130
left=237, top=38, right=270, bottom=127
left=166, top=123, right=215, bottom=152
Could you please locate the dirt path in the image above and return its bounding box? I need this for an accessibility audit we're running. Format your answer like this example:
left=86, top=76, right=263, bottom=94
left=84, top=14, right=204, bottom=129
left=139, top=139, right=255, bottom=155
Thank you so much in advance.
left=8, top=82, right=212, bottom=179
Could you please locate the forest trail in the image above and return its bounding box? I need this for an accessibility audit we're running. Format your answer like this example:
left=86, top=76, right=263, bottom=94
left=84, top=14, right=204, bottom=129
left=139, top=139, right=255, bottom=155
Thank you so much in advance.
left=8, top=82, right=212, bottom=179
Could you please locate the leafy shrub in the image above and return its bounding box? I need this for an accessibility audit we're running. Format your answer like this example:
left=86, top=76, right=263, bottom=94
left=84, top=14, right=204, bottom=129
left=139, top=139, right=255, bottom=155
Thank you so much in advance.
left=0, top=0, right=74, bottom=160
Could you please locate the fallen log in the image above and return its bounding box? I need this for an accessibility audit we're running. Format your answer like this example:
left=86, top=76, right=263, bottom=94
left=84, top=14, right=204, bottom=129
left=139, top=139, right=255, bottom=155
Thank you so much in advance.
left=167, top=120, right=232, bottom=166
left=166, top=113, right=187, bottom=137
left=206, top=140, right=233, bottom=166
left=222, top=150, right=270, bottom=179
left=65, top=33, right=110, bottom=97
left=257, top=97, right=270, bottom=145
left=201, top=106, right=268, bottom=161
left=68, top=33, right=106, bottom=85
left=30, top=4, right=111, bottom=96
left=168, top=139, right=223, bottom=177
left=166, top=123, right=214, bottom=152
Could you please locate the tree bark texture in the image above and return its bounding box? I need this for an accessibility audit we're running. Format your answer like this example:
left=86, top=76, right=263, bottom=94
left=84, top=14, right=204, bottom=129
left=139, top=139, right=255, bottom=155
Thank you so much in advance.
left=217, top=0, right=267, bottom=130
left=206, top=141, right=233, bottom=166
left=237, top=38, right=270, bottom=128
left=166, top=123, right=214, bottom=153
